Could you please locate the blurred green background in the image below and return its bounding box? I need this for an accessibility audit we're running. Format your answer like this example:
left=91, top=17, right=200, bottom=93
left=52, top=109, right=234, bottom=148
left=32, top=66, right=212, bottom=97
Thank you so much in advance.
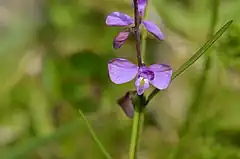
left=0, top=0, right=240, bottom=158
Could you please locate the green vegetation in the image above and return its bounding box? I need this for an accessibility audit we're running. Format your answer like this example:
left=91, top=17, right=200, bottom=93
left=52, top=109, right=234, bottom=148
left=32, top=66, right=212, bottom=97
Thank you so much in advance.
left=0, top=0, right=239, bottom=158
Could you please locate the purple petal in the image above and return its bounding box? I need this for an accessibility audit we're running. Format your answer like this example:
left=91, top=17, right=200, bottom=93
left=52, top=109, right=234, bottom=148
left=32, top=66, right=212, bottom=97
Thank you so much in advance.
left=143, top=20, right=164, bottom=40
left=106, top=12, right=134, bottom=26
left=132, top=0, right=148, bottom=16
left=108, top=58, right=138, bottom=84
left=135, top=77, right=150, bottom=95
left=148, top=64, right=172, bottom=90
left=113, top=31, right=130, bottom=49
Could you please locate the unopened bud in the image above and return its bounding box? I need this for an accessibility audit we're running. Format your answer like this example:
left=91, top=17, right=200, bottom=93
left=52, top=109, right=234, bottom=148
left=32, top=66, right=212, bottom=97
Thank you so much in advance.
left=117, top=91, right=137, bottom=118
left=113, top=31, right=130, bottom=49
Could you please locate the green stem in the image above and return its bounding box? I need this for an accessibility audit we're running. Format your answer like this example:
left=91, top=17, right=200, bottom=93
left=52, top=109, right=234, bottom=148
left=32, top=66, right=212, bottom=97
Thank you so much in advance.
left=78, top=109, right=112, bottom=159
left=129, top=26, right=147, bottom=158
left=180, top=0, right=220, bottom=136
left=141, top=9, right=148, bottom=63
left=172, top=1, right=220, bottom=158
left=146, top=20, right=232, bottom=105
left=129, top=103, right=144, bottom=159
left=129, top=5, right=149, bottom=158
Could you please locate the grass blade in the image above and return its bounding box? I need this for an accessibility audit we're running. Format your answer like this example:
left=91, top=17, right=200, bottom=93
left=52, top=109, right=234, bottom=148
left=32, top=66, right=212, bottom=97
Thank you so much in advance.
left=78, top=109, right=112, bottom=159
left=147, top=20, right=233, bottom=104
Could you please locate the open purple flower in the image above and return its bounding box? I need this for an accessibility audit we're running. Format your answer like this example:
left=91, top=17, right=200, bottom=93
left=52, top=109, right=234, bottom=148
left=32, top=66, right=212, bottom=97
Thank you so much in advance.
left=106, top=12, right=164, bottom=49
left=108, top=58, right=172, bottom=95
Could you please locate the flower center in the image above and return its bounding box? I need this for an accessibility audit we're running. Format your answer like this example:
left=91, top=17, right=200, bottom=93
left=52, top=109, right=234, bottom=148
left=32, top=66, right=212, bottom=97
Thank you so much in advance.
left=138, top=69, right=154, bottom=81
left=139, top=77, right=148, bottom=87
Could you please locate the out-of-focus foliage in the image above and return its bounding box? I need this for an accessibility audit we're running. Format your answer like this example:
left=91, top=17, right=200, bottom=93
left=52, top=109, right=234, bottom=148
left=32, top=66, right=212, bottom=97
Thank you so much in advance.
left=0, top=0, right=239, bottom=158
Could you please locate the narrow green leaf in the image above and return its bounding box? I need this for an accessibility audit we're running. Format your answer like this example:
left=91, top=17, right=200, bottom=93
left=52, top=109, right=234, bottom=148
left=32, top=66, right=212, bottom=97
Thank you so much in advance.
left=172, top=20, right=232, bottom=80
left=78, top=109, right=112, bottom=159
left=147, top=20, right=233, bottom=104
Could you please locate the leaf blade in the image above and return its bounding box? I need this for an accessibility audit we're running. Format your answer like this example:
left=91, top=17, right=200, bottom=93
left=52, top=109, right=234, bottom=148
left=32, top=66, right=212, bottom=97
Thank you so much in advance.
left=147, top=20, right=233, bottom=104
left=172, top=20, right=233, bottom=80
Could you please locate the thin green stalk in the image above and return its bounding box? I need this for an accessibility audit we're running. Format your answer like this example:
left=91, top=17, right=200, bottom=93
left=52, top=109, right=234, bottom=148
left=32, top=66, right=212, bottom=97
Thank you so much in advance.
left=78, top=109, right=112, bottom=159
left=146, top=2, right=231, bottom=106
left=141, top=9, right=148, bottom=63
left=171, top=1, right=220, bottom=158
left=129, top=29, right=147, bottom=157
left=180, top=0, right=220, bottom=136
left=129, top=27, right=147, bottom=158
left=128, top=44, right=146, bottom=159
left=129, top=103, right=144, bottom=159
left=129, top=2, right=149, bottom=158
left=141, top=30, right=147, bottom=63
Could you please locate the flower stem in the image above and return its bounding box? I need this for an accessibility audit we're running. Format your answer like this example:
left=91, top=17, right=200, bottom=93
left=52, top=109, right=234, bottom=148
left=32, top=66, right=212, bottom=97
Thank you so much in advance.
left=129, top=101, right=144, bottom=159
left=133, top=0, right=143, bottom=66
left=146, top=21, right=232, bottom=106
left=146, top=0, right=222, bottom=105
left=180, top=0, right=220, bottom=136
left=141, top=10, right=148, bottom=64
left=172, top=0, right=220, bottom=158
left=78, top=109, right=112, bottom=159
left=129, top=1, right=146, bottom=158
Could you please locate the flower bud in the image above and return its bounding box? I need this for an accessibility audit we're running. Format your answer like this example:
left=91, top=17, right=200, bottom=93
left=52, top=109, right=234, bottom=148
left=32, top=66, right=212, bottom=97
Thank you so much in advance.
left=117, top=91, right=137, bottom=118
left=113, top=31, right=130, bottom=49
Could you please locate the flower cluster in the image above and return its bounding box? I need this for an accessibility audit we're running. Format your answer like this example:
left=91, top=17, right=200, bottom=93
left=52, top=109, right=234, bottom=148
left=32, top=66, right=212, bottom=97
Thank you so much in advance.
left=106, top=1, right=164, bottom=49
left=106, top=0, right=172, bottom=96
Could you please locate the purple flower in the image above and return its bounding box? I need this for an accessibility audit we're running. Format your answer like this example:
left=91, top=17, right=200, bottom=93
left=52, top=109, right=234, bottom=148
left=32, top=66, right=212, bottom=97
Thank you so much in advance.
left=132, top=0, right=148, bottom=16
left=106, top=12, right=164, bottom=49
left=108, top=58, right=172, bottom=95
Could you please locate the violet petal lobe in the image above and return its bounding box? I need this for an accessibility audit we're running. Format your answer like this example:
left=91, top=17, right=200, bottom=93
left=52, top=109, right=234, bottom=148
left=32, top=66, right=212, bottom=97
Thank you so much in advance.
left=135, top=77, right=150, bottom=95
left=148, top=64, right=172, bottom=90
left=108, top=58, right=138, bottom=84
left=138, top=0, right=148, bottom=15
left=113, top=31, right=130, bottom=49
left=142, top=20, right=164, bottom=40
left=106, top=12, right=134, bottom=26
left=132, top=0, right=148, bottom=16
